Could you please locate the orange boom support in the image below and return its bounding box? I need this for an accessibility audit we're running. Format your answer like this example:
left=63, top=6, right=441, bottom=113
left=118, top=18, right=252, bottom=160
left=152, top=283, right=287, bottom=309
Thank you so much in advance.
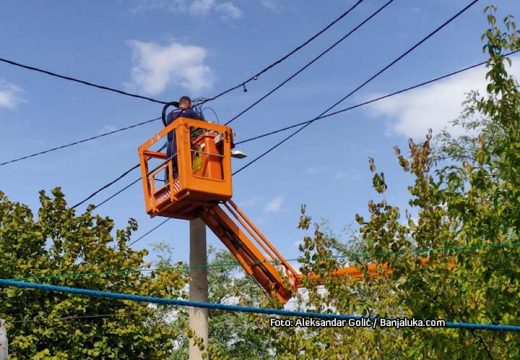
left=138, top=117, right=390, bottom=303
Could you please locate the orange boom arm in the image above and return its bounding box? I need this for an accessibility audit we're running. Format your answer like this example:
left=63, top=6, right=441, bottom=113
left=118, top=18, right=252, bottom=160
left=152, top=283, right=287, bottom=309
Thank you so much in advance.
left=139, top=118, right=394, bottom=303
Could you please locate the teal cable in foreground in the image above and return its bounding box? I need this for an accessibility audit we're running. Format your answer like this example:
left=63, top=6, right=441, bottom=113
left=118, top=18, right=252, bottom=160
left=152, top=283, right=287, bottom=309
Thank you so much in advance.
left=1, top=278, right=519, bottom=332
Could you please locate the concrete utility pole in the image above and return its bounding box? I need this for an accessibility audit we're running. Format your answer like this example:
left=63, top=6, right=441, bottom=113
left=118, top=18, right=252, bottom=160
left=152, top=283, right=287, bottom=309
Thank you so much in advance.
left=189, top=218, right=209, bottom=359
left=0, top=319, right=7, bottom=360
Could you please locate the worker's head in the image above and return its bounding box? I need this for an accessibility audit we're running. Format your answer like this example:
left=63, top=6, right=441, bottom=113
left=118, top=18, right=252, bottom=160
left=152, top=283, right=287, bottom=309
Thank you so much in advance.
left=179, top=96, right=192, bottom=109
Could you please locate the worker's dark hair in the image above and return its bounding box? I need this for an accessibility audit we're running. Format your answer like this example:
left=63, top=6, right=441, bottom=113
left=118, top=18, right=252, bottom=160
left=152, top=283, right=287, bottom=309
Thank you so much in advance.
left=179, top=96, right=192, bottom=106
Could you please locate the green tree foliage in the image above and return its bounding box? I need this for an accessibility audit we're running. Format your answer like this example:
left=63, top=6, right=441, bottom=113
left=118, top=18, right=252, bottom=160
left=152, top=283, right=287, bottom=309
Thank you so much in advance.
left=257, top=6, right=520, bottom=359
left=0, top=188, right=188, bottom=359
left=2, top=5, right=519, bottom=359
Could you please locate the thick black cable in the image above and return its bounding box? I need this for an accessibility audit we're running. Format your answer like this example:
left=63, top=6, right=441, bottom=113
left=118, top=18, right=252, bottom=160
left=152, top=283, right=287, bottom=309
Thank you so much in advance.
left=236, top=49, right=520, bottom=145
left=0, top=57, right=168, bottom=104
left=198, top=0, right=365, bottom=105
left=71, top=164, right=140, bottom=209
left=7, top=44, right=507, bottom=170
left=92, top=178, right=141, bottom=209
left=1, top=2, right=363, bottom=108
left=66, top=1, right=368, bottom=211
left=129, top=218, right=171, bottom=246
left=0, top=117, right=160, bottom=166
left=69, top=0, right=480, bottom=226
left=80, top=33, right=500, bottom=218
left=0, top=0, right=363, bottom=167
left=224, top=0, right=393, bottom=125
left=233, top=0, right=480, bottom=175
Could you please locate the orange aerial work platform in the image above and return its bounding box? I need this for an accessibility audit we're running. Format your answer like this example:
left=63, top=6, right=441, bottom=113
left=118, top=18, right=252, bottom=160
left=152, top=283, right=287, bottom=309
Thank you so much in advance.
left=138, top=117, right=389, bottom=303
left=139, top=118, right=233, bottom=220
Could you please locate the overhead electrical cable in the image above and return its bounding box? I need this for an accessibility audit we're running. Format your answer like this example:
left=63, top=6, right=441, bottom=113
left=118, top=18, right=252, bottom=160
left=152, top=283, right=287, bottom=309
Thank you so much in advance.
left=0, top=1, right=363, bottom=167
left=129, top=218, right=171, bottom=246
left=3, top=49, right=516, bottom=168
left=14, top=241, right=520, bottom=282
left=233, top=0, right=480, bottom=175
left=0, top=57, right=168, bottom=104
left=0, top=117, right=160, bottom=166
left=1, top=278, right=519, bottom=332
left=71, top=164, right=140, bottom=209
left=0, top=1, right=364, bottom=108
left=69, top=0, right=480, bottom=216
left=93, top=178, right=142, bottom=210
left=74, top=42, right=496, bottom=218
left=235, top=50, right=520, bottom=145
left=199, top=0, right=365, bottom=104
left=224, top=0, right=394, bottom=125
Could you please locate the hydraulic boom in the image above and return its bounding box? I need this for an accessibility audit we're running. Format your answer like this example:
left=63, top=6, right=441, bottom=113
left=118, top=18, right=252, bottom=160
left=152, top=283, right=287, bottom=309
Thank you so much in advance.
left=138, top=117, right=389, bottom=303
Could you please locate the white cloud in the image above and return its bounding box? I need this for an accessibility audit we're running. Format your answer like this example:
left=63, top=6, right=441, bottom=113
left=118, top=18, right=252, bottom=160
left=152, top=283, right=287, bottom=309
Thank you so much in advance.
left=334, top=169, right=361, bottom=181
left=260, top=0, right=280, bottom=12
left=305, top=164, right=329, bottom=175
left=240, top=196, right=262, bottom=207
left=127, top=40, right=213, bottom=95
left=216, top=2, right=242, bottom=19
left=134, top=0, right=242, bottom=19
left=99, top=125, right=117, bottom=134
left=190, top=0, right=215, bottom=15
left=264, top=194, right=285, bottom=213
left=367, top=56, right=520, bottom=138
left=0, top=80, right=26, bottom=110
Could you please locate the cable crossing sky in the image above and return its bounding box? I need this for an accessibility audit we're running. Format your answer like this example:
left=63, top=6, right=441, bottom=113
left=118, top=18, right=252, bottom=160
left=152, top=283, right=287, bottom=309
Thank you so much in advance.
left=67, top=0, right=482, bottom=212
left=72, top=47, right=498, bottom=235
left=0, top=2, right=364, bottom=110
left=2, top=0, right=485, bottom=253
left=199, top=0, right=365, bottom=105
left=233, top=0, right=480, bottom=176
left=224, top=0, right=392, bottom=125
left=2, top=48, right=515, bottom=168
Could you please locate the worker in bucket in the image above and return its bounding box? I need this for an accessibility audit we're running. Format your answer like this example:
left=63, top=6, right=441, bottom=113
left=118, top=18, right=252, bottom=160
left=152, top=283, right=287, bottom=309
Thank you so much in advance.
left=164, top=96, right=204, bottom=181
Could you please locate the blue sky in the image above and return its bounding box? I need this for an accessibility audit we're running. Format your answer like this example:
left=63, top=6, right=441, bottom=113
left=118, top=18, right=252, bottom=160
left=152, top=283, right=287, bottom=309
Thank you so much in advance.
left=1, top=0, right=519, bottom=266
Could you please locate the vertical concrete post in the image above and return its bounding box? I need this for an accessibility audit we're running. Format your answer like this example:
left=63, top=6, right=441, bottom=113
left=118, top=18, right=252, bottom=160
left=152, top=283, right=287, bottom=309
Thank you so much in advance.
left=189, top=218, right=208, bottom=359
left=0, top=319, right=7, bottom=360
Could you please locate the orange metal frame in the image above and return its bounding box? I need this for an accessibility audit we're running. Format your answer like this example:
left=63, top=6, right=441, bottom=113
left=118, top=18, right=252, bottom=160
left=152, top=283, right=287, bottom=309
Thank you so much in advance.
left=138, top=117, right=233, bottom=220
left=138, top=117, right=395, bottom=304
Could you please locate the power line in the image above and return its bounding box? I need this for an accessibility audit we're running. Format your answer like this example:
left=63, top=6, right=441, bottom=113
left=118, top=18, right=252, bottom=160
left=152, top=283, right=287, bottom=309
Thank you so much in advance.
left=224, top=0, right=393, bottom=125
left=1, top=278, right=519, bottom=332
left=11, top=313, right=116, bottom=324
left=0, top=57, right=168, bottom=104
left=68, top=0, right=482, bottom=216
left=0, top=2, right=364, bottom=168
left=68, top=49, right=506, bottom=212
left=0, top=1, right=365, bottom=111
left=0, top=117, right=160, bottom=166
left=5, top=48, right=516, bottom=168
left=201, top=0, right=365, bottom=105
left=129, top=218, right=171, bottom=246
left=93, top=178, right=141, bottom=209
left=14, top=241, right=520, bottom=283
left=71, top=164, right=140, bottom=209
left=233, top=0, right=480, bottom=176
left=235, top=49, right=520, bottom=145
